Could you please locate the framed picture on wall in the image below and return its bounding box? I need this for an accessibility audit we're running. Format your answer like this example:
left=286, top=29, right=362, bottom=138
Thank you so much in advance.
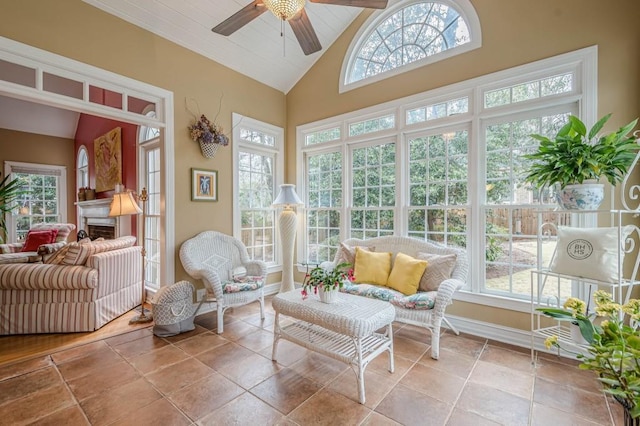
left=191, top=168, right=218, bottom=201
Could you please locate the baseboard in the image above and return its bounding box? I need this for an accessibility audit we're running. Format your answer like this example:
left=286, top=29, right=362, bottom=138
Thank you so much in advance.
left=445, top=314, right=577, bottom=359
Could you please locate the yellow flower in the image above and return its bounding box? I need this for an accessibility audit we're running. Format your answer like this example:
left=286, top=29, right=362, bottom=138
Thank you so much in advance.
left=544, top=335, right=558, bottom=349
left=563, top=297, right=586, bottom=316
left=594, top=290, right=613, bottom=306
left=622, top=299, right=640, bottom=321
left=595, top=302, right=622, bottom=317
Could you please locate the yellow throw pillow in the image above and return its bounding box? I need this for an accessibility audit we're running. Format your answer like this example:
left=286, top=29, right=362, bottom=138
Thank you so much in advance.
left=386, top=252, right=428, bottom=295
left=354, top=247, right=392, bottom=286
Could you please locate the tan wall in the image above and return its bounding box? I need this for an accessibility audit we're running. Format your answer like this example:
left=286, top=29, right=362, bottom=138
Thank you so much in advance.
left=0, top=129, right=76, bottom=237
left=0, top=0, right=287, bottom=282
left=285, top=0, right=640, bottom=328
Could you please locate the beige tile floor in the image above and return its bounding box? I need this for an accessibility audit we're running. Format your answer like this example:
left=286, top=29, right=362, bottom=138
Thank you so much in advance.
left=0, top=296, right=625, bottom=425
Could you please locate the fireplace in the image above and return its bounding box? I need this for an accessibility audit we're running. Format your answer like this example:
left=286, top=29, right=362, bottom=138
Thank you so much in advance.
left=76, top=198, right=131, bottom=240
left=87, top=225, right=116, bottom=240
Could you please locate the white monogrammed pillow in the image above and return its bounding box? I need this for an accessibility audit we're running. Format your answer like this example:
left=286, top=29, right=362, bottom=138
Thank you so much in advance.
left=550, top=226, right=630, bottom=283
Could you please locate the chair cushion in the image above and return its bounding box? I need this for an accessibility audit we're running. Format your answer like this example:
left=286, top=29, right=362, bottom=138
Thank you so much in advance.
left=353, top=247, right=392, bottom=286
left=222, top=276, right=264, bottom=293
left=341, top=283, right=436, bottom=310
left=20, top=229, right=58, bottom=252
left=0, top=252, right=40, bottom=264
left=386, top=252, right=428, bottom=295
left=416, top=252, right=457, bottom=291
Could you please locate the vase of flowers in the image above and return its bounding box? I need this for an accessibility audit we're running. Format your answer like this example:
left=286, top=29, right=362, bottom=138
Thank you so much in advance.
left=188, top=114, right=230, bottom=159
left=302, top=262, right=354, bottom=303
left=537, top=290, right=640, bottom=423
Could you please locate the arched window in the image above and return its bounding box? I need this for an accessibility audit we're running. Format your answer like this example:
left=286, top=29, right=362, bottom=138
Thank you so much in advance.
left=138, top=109, right=160, bottom=142
left=77, top=146, right=89, bottom=190
left=341, top=0, right=481, bottom=92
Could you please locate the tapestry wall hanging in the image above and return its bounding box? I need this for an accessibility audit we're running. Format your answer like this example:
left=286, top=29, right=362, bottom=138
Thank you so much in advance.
left=94, top=127, right=122, bottom=192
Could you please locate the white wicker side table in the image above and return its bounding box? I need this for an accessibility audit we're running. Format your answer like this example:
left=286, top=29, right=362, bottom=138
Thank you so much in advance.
left=271, top=290, right=395, bottom=404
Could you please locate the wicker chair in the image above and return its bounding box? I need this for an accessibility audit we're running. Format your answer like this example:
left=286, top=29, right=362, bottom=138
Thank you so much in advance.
left=179, top=231, right=266, bottom=333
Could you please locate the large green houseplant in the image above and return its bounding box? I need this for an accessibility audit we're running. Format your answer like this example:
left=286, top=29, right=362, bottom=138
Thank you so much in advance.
left=524, top=114, right=638, bottom=209
left=0, top=174, right=28, bottom=243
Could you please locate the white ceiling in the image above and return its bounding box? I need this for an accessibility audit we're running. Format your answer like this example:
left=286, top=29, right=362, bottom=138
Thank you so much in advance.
left=82, top=0, right=365, bottom=93
left=0, top=96, right=80, bottom=139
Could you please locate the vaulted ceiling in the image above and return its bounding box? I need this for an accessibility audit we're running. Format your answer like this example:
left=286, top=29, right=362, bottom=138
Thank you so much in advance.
left=82, top=0, right=367, bottom=93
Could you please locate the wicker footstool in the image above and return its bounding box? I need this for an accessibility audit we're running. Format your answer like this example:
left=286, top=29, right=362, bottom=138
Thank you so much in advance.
left=272, top=290, right=395, bottom=404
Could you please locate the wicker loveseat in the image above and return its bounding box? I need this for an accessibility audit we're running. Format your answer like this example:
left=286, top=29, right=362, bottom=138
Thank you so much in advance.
left=0, top=236, right=141, bottom=334
left=324, top=236, right=468, bottom=360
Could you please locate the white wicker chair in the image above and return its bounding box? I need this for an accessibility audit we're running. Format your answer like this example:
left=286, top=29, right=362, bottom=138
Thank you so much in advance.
left=330, top=236, right=468, bottom=360
left=179, top=231, right=266, bottom=333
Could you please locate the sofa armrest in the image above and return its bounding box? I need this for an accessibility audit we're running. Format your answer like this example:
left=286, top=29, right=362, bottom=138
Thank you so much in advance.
left=0, top=263, right=97, bottom=290
left=432, top=278, right=464, bottom=321
left=86, top=246, right=142, bottom=298
left=0, top=243, right=24, bottom=254
left=37, top=241, right=67, bottom=255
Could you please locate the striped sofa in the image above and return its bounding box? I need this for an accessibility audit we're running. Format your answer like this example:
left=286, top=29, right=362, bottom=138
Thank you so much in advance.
left=0, top=236, right=142, bottom=334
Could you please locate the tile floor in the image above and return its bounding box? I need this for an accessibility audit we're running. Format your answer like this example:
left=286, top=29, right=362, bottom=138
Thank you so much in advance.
left=0, top=296, right=625, bottom=425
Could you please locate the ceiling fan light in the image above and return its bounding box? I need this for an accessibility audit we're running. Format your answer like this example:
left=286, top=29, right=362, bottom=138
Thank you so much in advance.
left=263, top=0, right=306, bottom=20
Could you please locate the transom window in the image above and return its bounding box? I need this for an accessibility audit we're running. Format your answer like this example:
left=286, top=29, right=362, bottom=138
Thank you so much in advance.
left=342, top=0, right=481, bottom=91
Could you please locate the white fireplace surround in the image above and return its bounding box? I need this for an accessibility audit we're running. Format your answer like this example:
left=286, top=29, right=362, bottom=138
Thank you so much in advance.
left=76, top=198, right=131, bottom=239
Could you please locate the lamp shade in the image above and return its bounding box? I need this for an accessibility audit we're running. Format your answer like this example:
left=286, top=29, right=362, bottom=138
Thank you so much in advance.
left=109, top=191, right=142, bottom=217
left=272, top=184, right=303, bottom=208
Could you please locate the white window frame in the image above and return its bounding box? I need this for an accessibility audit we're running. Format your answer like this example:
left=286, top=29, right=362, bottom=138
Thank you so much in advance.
left=299, top=46, right=597, bottom=313
left=340, top=0, right=482, bottom=93
left=232, top=113, right=284, bottom=273
left=4, top=161, right=67, bottom=242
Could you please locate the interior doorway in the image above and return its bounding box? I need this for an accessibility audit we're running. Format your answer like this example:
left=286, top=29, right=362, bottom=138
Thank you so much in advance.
left=0, top=35, right=176, bottom=289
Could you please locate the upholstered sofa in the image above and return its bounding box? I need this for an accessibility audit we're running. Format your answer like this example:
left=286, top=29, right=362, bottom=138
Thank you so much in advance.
left=0, top=236, right=141, bottom=334
left=323, top=236, right=468, bottom=360
left=0, top=223, right=76, bottom=264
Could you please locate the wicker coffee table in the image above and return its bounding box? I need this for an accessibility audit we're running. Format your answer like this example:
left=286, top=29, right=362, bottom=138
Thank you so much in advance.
left=271, top=290, right=395, bottom=404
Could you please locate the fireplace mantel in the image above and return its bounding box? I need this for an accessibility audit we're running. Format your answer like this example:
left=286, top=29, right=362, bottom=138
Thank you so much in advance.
left=76, top=198, right=131, bottom=238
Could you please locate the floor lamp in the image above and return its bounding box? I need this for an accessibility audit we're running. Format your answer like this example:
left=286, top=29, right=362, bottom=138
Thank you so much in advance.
left=109, top=187, right=153, bottom=324
left=273, top=184, right=303, bottom=293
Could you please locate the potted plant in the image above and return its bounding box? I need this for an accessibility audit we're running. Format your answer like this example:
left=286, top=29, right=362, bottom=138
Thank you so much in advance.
left=0, top=175, right=28, bottom=243
left=524, top=113, right=638, bottom=210
left=538, top=290, right=640, bottom=423
left=301, top=262, right=354, bottom=303
left=188, top=114, right=230, bottom=159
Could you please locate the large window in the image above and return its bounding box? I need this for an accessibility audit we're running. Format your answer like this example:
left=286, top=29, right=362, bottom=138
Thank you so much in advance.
left=341, top=0, right=482, bottom=92
left=299, top=47, right=596, bottom=308
left=233, top=114, right=284, bottom=268
left=4, top=161, right=67, bottom=242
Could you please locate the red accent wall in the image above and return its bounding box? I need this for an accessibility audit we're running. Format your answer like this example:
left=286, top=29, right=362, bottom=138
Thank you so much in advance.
left=74, top=113, right=139, bottom=235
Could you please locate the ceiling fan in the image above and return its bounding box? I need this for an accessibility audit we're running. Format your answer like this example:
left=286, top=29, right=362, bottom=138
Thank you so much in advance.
left=212, top=0, right=389, bottom=56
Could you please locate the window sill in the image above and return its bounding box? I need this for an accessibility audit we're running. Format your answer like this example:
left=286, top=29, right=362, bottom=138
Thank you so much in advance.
left=454, top=290, right=532, bottom=313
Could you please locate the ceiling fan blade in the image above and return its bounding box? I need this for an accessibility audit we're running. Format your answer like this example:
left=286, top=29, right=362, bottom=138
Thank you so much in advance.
left=212, top=1, right=267, bottom=36
left=289, top=9, right=322, bottom=55
left=309, top=0, right=388, bottom=9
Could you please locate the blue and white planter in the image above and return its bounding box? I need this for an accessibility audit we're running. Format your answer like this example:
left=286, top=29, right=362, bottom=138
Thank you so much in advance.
left=556, top=182, right=604, bottom=210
